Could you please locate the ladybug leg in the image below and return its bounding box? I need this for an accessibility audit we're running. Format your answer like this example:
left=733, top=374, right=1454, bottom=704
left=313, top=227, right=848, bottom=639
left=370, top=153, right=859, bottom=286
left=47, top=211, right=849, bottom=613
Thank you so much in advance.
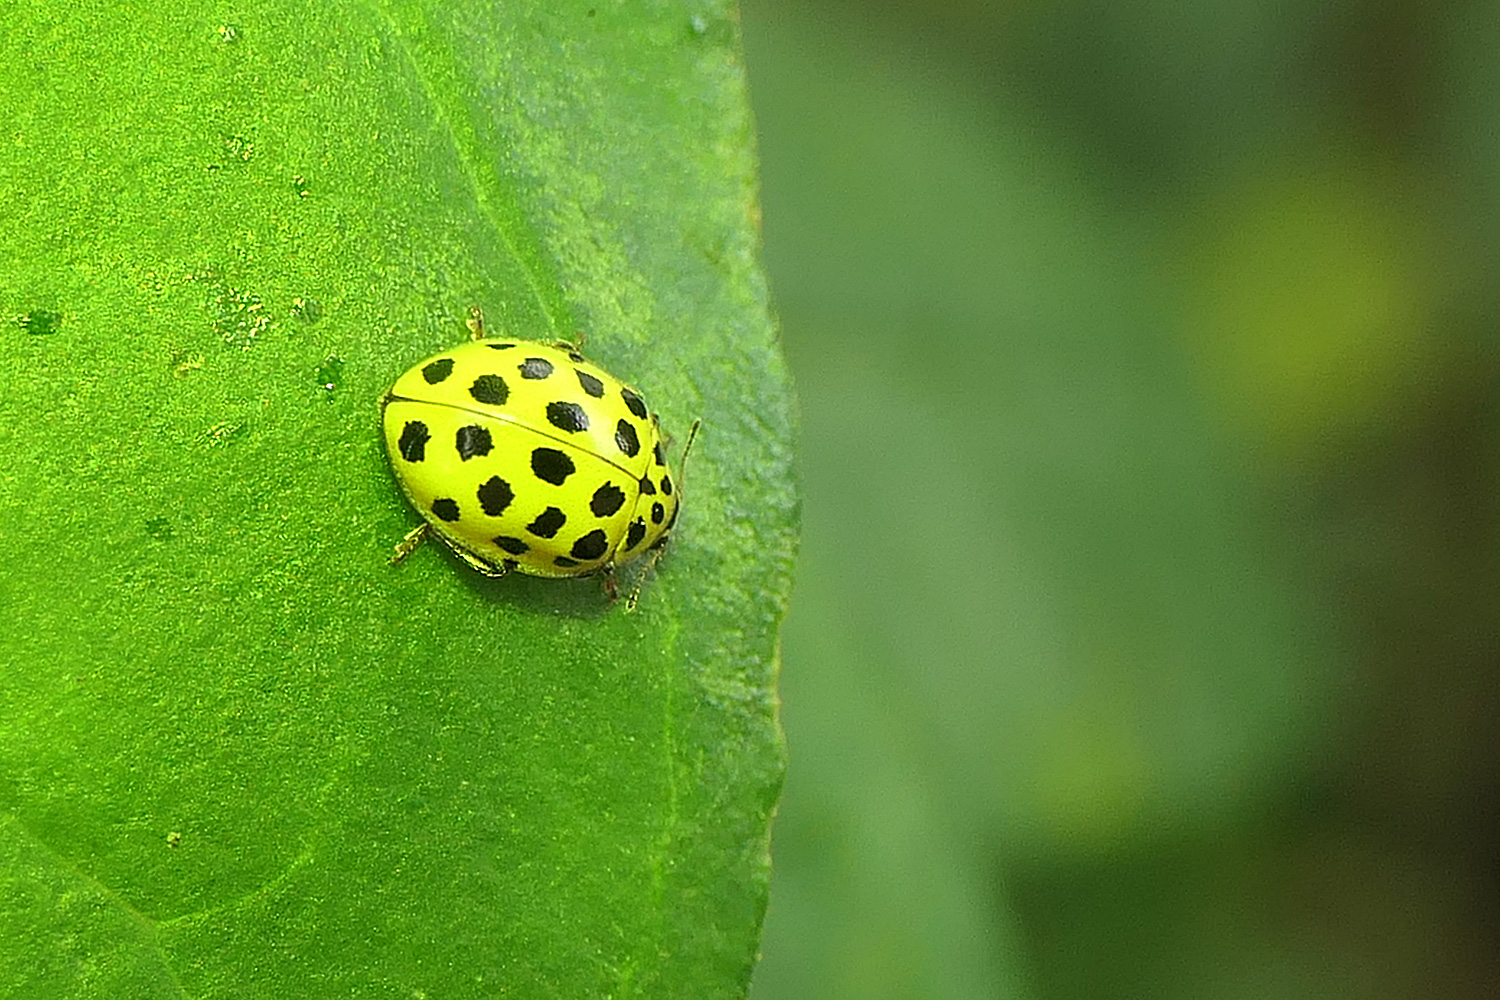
left=601, top=564, right=619, bottom=602
left=389, top=523, right=430, bottom=566
left=466, top=305, right=487, bottom=341
left=625, top=538, right=673, bottom=611
left=391, top=522, right=509, bottom=579
left=624, top=549, right=665, bottom=611
left=624, top=562, right=650, bottom=611
left=624, top=421, right=700, bottom=612
left=448, top=544, right=509, bottom=578
left=429, top=532, right=510, bottom=577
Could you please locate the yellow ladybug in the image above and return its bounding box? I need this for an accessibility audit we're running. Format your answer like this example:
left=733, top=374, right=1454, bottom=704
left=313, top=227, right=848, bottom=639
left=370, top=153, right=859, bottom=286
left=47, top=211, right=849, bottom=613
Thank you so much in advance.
left=381, top=309, right=696, bottom=607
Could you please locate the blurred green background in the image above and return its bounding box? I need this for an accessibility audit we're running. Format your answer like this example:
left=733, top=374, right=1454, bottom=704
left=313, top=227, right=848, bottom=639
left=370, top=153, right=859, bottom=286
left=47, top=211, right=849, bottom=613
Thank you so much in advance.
left=739, top=0, right=1499, bottom=997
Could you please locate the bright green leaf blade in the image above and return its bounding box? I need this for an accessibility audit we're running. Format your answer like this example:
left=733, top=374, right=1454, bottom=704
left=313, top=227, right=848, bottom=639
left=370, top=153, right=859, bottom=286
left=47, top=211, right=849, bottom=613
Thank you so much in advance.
left=0, top=3, right=794, bottom=997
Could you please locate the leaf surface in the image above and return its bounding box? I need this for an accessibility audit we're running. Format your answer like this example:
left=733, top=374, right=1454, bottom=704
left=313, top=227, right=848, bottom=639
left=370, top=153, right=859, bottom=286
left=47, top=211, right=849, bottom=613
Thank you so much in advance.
left=0, top=3, right=794, bottom=997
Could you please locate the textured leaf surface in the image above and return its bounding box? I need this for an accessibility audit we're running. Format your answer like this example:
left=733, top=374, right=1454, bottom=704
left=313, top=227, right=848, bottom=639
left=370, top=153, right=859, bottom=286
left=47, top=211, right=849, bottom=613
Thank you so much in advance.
left=0, top=3, right=793, bottom=997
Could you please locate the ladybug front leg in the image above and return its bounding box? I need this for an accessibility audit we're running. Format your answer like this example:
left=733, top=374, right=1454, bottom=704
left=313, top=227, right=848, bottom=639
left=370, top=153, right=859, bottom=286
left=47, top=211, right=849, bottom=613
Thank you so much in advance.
left=466, top=305, right=487, bottom=341
left=389, top=523, right=430, bottom=566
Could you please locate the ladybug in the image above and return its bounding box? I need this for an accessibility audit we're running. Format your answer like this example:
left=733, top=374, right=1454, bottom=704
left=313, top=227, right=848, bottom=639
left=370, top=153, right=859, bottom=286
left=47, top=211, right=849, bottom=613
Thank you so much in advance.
left=381, top=308, right=696, bottom=607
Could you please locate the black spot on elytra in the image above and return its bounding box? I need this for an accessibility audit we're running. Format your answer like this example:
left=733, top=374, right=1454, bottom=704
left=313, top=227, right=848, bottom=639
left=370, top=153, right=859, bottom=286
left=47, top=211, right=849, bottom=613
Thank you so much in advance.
left=486, top=342, right=517, bottom=350
left=567, top=351, right=585, bottom=363
left=398, top=420, right=430, bottom=462
left=665, top=504, right=678, bottom=530
left=553, top=555, right=580, bottom=568
left=477, top=476, right=514, bottom=516
left=469, top=374, right=509, bottom=405
left=422, top=358, right=454, bottom=384
left=651, top=502, right=665, bottom=524
left=546, top=401, right=589, bottom=433
left=652, top=441, right=665, bottom=466
left=571, top=529, right=608, bottom=561
left=455, top=424, right=492, bottom=460
left=432, top=497, right=460, bottom=522
left=493, top=535, right=529, bottom=555
left=520, top=357, right=554, bottom=379
left=625, top=518, right=646, bottom=550
left=621, top=387, right=648, bottom=420
left=531, top=447, right=575, bottom=485
left=527, top=506, right=567, bottom=538
left=615, top=419, right=640, bottom=457
left=638, top=476, right=656, bottom=496
left=576, top=370, right=605, bottom=397
left=661, top=475, right=673, bottom=496
left=590, top=482, right=626, bottom=518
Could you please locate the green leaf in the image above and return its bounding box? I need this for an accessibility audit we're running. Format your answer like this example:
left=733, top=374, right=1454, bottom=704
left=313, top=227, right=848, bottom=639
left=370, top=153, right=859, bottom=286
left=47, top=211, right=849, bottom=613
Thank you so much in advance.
left=0, top=3, right=794, bottom=997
